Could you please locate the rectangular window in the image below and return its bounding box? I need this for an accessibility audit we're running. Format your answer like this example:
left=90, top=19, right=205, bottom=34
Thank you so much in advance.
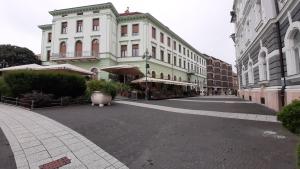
left=179, top=58, right=182, bottom=67
left=61, top=22, right=67, bottom=34
left=121, top=45, right=127, bottom=57
left=132, top=44, right=139, bottom=57
left=152, top=27, right=156, bottom=39
left=47, top=33, right=52, bottom=43
left=152, top=46, right=156, bottom=59
left=121, top=25, right=128, bottom=37
left=179, top=44, right=181, bottom=53
left=132, top=24, right=139, bottom=36
left=160, top=32, right=164, bottom=43
left=184, top=60, right=186, bottom=69
left=47, top=50, right=51, bottom=61
left=168, top=53, right=171, bottom=64
left=173, top=41, right=176, bottom=50
left=93, top=18, right=99, bottom=31
left=167, top=37, right=171, bottom=47
left=187, top=49, right=189, bottom=57
left=183, top=47, right=186, bottom=55
left=76, top=20, right=83, bottom=32
left=174, top=56, right=177, bottom=66
left=160, top=50, right=164, bottom=61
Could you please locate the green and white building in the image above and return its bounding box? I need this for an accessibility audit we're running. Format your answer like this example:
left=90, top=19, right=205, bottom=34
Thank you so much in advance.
left=39, top=3, right=207, bottom=90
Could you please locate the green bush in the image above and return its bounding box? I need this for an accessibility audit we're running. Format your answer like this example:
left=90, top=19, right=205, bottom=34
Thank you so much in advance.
left=298, top=143, right=300, bottom=169
left=4, top=71, right=86, bottom=98
left=87, top=80, right=118, bottom=99
left=0, top=77, right=11, bottom=96
left=278, top=100, right=300, bottom=134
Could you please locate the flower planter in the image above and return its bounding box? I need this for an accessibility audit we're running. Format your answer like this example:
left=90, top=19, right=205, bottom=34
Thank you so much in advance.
left=91, top=91, right=112, bottom=107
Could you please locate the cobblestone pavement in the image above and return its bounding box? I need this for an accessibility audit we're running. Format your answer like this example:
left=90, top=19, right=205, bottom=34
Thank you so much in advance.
left=0, top=104, right=128, bottom=169
left=36, top=97, right=298, bottom=169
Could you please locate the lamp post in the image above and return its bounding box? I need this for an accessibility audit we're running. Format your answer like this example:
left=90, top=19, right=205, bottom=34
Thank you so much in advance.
left=0, top=60, right=8, bottom=69
left=142, top=48, right=151, bottom=100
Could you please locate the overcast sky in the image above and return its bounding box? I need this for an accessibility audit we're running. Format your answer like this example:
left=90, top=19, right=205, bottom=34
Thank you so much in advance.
left=0, top=0, right=235, bottom=70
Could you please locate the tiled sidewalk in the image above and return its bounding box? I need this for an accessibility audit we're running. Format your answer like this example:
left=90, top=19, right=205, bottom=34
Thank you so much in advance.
left=116, top=101, right=278, bottom=123
left=0, top=104, right=128, bottom=169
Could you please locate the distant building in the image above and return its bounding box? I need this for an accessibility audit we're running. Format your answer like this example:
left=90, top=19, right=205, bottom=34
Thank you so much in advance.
left=207, top=56, right=234, bottom=95
left=38, top=3, right=207, bottom=91
left=231, top=0, right=300, bottom=111
left=232, top=72, right=238, bottom=94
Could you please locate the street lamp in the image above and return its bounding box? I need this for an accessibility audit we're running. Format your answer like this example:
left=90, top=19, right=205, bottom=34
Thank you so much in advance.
left=142, top=48, right=151, bottom=100
left=0, top=60, right=8, bottom=69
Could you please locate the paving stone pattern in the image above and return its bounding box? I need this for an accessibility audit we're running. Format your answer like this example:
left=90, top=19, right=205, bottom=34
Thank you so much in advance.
left=0, top=104, right=128, bottom=169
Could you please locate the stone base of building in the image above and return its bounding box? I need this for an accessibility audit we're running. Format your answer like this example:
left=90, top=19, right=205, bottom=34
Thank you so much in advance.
left=285, top=86, right=300, bottom=104
left=239, top=87, right=283, bottom=112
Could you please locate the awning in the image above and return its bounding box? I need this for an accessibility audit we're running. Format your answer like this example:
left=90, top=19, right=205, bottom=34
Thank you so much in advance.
left=45, top=64, right=94, bottom=75
left=0, top=64, right=93, bottom=75
left=131, top=77, right=196, bottom=86
left=101, top=65, right=143, bottom=76
left=0, top=64, right=43, bottom=71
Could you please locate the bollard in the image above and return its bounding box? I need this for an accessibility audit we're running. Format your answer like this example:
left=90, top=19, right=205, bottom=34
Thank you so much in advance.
left=31, top=100, right=34, bottom=110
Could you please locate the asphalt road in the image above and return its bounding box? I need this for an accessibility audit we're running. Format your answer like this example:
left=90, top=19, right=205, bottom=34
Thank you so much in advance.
left=36, top=100, right=298, bottom=169
left=0, top=129, right=16, bottom=169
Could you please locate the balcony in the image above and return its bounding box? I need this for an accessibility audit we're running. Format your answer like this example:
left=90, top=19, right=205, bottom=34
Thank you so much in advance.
left=51, top=51, right=100, bottom=62
left=187, top=69, right=196, bottom=75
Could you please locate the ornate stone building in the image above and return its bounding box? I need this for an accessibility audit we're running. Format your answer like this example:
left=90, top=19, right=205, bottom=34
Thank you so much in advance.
left=39, top=3, right=207, bottom=90
left=231, top=0, right=300, bottom=111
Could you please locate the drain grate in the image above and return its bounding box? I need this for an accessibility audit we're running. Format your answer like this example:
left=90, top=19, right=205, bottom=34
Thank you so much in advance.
left=39, top=157, right=71, bottom=169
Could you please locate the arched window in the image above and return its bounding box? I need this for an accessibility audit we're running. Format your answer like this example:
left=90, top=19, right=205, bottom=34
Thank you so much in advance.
left=174, top=75, right=177, bottom=81
left=284, top=22, right=300, bottom=76
left=160, top=73, right=164, bottom=79
left=152, top=71, right=156, bottom=78
left=248, top=61, right=254, bottom=84
left=168, top=74, right=171, bottom=80
left=75, top=40, right=82, bottom=57
left=242, top=66, right=246, bottom=86
left=259, top=51, right=268, bottom=81
left=59, top=42, right=66, bottom=57
left=91, top=39, right=99, bottom=57
left=91, top=68, right=99, bottom=80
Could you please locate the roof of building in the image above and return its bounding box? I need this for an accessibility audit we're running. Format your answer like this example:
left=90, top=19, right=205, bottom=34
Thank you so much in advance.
left=38, top=24, right=52, bottom=30
left=49, top=2, right=119, bottom=16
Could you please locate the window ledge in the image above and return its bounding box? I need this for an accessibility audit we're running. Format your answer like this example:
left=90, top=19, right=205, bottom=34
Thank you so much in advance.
left=258, top=80, right=269, bottom=86
left=286, top=73, right=300, bottom=82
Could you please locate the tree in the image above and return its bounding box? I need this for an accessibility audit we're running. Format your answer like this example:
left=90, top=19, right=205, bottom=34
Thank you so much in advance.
left=0, top=45, right=41, bottom=67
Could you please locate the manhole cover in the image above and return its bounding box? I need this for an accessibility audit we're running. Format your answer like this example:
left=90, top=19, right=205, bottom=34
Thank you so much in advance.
left=39, top=157, right=71, bottom=169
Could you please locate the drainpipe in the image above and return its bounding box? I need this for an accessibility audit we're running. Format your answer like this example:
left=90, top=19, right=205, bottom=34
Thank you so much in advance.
left=274, top=0, right=286, bottom=107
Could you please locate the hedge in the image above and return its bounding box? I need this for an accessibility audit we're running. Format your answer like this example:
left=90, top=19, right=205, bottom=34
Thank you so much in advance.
left=0, top=77, right=11, bottom=96
left=278, top=100, right=300, bottom=134
left=3, top=71, right=87, bottom=98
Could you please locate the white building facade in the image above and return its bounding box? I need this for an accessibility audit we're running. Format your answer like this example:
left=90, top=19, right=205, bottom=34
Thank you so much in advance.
left=39, top=3, right=207, bottom=90
left=231, top=0, right=300, bottom=111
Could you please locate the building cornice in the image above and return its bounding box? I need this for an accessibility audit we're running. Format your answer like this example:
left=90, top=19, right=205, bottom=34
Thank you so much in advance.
left=49, top=3, right=119, bottom=17
left=38, top=24, right=52, bottom=30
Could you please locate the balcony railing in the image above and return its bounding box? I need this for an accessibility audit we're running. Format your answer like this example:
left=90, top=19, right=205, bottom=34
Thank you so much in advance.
left=51, top=51, right=101, bottom=62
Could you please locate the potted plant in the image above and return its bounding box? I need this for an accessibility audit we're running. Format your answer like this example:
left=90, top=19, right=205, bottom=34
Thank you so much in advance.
left=87, top=80, right=117, bottom=107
